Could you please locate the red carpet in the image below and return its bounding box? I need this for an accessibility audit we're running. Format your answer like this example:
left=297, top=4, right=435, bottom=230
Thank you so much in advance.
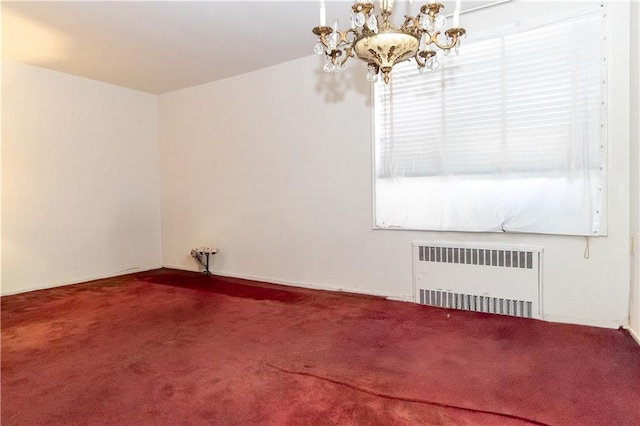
left=2, top=269, right=639, bottom=425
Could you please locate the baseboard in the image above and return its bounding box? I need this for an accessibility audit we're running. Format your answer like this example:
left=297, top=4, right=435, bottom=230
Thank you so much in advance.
left=162, top=265, right=413, bottom=302
left=625, top=326, right=640, bottom=346
left=216, top=271, right=411, bottom=301
left=386, top=294, right=415, bottom=303
left=1, top=265, right=163, bottom=296
left=543, top=314, right=622, bottom=330
left=163, top=264, right=199, bottom=273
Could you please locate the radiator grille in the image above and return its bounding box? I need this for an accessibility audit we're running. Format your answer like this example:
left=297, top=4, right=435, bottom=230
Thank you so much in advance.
left=419, top=289, right=533, bottom=318
left=418, top=245, right=534, bottom=269
left=413, top=242, right=542, bottom=320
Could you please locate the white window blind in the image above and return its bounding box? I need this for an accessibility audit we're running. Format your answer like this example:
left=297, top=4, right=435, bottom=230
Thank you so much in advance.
left=373, top=3, right=607, bottom=236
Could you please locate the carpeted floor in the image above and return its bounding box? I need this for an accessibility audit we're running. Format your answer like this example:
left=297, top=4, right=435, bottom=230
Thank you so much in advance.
left=2, top=269, right=639, bottom=425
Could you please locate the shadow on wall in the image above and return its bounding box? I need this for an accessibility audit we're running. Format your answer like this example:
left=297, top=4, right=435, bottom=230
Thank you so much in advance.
left=314, top=55, right=372, bottom=106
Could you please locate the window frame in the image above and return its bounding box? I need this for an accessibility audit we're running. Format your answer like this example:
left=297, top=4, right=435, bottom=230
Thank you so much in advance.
left=370, top=1, right=609, bottom=236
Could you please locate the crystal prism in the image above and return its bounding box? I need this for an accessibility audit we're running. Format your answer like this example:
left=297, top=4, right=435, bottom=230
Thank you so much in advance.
left=367, top=14, right=378, bottom=33
left=355, top=12, right=365, bottom=27
left=419, top=13, right=427, bottom=28
left=314, top=42, right=324, bottom=56
left=419, top=14, right=433, bottom=32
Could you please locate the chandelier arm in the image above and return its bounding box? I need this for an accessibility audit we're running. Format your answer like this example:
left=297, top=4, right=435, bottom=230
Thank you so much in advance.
left=313, top=26, right=359, bottom=50
left=414, top=52, right=426, bottom=68
left=340, top=29, right=358, bottom=45
left=318, top=29, right=357, bottom=49
left=401, top=16, right=414, bottom=31
left=431, top=27, right=466, bottom=50
left=430, top=32, right=457, bottom=50
left=339, top=48, right=355, bottom=67
left=412, top=17, right=424, bottom=35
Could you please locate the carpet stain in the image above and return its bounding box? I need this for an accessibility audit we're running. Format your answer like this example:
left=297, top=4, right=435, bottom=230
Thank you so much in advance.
left=140, top=273, right=310, bottom=303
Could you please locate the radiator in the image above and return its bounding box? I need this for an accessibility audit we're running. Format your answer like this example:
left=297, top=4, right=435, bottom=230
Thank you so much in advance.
left=413, top=242, right=543, bottom=319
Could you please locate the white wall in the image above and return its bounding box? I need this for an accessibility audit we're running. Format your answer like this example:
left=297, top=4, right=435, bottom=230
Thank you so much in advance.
left=159, top=2, right=632, bottom=328
left=629, top=0, right=640, bottom=340
left=2, top=60, right=162, bottom=294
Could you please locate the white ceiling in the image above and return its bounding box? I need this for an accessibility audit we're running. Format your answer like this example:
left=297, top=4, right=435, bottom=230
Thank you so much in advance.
left=2, top=1, right=492, bottom=94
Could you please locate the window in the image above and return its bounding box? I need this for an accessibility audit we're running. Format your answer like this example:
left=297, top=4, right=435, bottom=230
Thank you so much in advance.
left=373, top=3, right=606, bottom=236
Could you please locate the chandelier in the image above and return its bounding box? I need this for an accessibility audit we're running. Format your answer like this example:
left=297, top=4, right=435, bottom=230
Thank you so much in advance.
left=312, top=0, right=466, bottom=84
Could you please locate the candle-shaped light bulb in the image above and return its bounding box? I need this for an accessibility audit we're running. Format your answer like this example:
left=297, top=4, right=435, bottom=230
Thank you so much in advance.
left=380, top=0, right=394, bottom=12
left=320, top=0, right=326, bottom=26
left=453, top=0, right=461, bottom=27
